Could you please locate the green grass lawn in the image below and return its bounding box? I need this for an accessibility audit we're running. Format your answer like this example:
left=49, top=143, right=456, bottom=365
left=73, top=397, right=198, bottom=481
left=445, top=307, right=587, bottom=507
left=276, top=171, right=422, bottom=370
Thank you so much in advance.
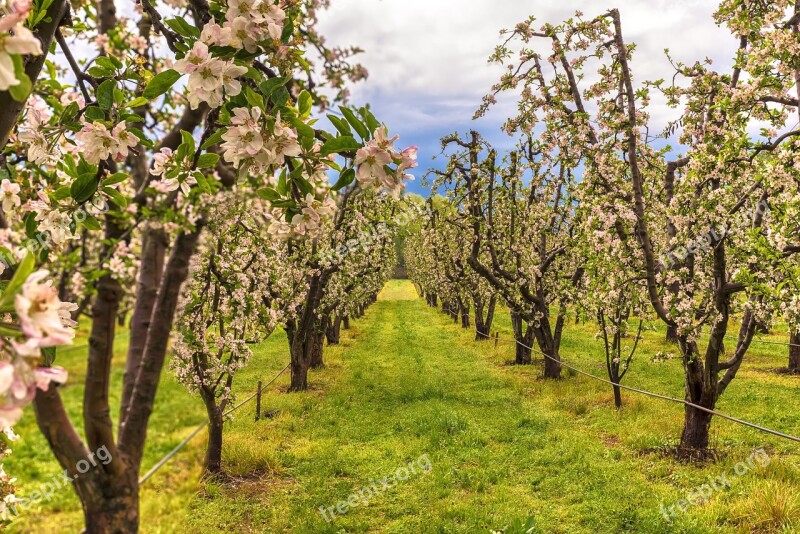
left=6, top=280, right=800, bottom=532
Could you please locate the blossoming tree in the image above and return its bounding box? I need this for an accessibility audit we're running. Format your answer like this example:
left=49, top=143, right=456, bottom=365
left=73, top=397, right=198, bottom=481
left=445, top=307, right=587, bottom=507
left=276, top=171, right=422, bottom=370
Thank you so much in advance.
left=0, top=0, right=411, bottom=529
left=482, top=2, right=800, bottom=453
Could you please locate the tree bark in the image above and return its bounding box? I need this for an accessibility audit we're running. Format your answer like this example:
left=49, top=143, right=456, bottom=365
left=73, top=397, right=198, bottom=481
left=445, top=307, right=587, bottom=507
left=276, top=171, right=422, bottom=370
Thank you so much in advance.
left=510, top=312, right=533, bottom=365
left=201, top=394, right=224, bottom=475
left=289, top=335, right=311, bottom=391
left=342, top=315, right=350, bottom=330
left=678, top=341, right=717, bottom=453
left=680, top=404, right=714, bottom=452
left=458, top=297, right=470, bottom=329
left=665, top=324, right=679, bottom=344
left=612, top=384, right=622, bottom=409
left=326, top=316, right=342, bottom=345
left=310, top=328, right=325, bottom=369
left=789, top=331, right=800, bottom=373
left=121, top=227, right=167, bottom=418
left=474, top=295, right=496, bottom=341
left=119, top=226, right=204, bottom=468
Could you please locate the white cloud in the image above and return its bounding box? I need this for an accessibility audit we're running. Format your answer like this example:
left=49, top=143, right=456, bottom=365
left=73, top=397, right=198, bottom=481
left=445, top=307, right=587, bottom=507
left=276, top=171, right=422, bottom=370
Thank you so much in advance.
left=317, top=0, right=737, bottom=129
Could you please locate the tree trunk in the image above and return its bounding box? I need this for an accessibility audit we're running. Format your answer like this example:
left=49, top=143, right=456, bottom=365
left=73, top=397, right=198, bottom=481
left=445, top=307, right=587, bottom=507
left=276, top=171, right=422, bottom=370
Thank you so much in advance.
left=287, top=321, right=312, bottom=391
left=326, top=316, right=342, bottom=345
left=201, top=392, right=224, bottom=475
left=474, top=295, right=496, bottom=341
left=342, top=316, right=350, bottom=330
left=81, top=478, right=139, bottom=533
left=680, top=404, right=714, bottom=452
left=458, top=297, right=470, bottom=329
left=510, top=312, right=532, bottom=365
left=531, top=308, right=563, bottom=379
left=678, top=342, right=716, bottom=453
left=289, top=336, right=311, bottom=391
left=789, top=332, right=800, bottom=373
left=612, top=384, right=622, bottom=409
left=310, top=328, right=325, bottom=369
left=665, top=324, right=679, bottom=344
left=541, top=343, right=562, bottom=379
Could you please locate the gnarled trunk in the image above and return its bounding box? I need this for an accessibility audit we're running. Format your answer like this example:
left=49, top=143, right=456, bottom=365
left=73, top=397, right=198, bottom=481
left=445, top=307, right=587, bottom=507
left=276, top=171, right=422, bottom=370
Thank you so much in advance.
left=81, top=474, right=139, bottom=533
left=474, top=295, right=496, bottom=341
left=342, top=316, right=350, bottom=330
left=310, top=328, right=325, bottom=369
left=458, top=297, right=470, bottom=329
left=678, top=341, right=717, bottom=453
left=199, top=386, right=225, bottom=475
left=680, top=403, right=714, bottom=452
left=286, top=320, right=312, bottom=391
left=530, top=307, right=563, bottom=379
left=789, top=332, right=800, bottom=373
left=510, top=312, right=533, bottom=365
left=326, top=316, right=342, bottom=345
left=665, top=324, right=679, bottom=344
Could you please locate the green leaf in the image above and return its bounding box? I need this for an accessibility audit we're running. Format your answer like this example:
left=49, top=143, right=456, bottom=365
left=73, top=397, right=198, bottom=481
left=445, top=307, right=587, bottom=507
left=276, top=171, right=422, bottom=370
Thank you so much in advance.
left=52, top=186, right=72, bottom=200
left=281, top=15, right=294, bottom=42
left=200, top=128, right=225, bottom=150
left=87, top=65, right=115, bottom=78
left=60, top=101, right=80, bottom=124
left=332, top=168, right=355, bottom=191
left=0, top=252, right=35, bottom=309
left=42, top=346, right=56, bottom=366
left=293, top=175, right=313, bottom=197
left=339, top=107, right=369, bottom=139
left=298, top=89, right=312, bottom=118
left=142, top=69, right=182, bottom=100
left=102, top=186, right=128, bottom=208
left=102, top=172, right=128, bottom=186
left=271, top=87, right=290, bottom=108
left=9, top=55, right=32, bottom=102
left=320, top=135, right=361, bottom=156
left=328, top=115, right=352, bottom=137
left=196, top=153, right=219, bottom=169
left=70, top=172, right=98, bottom=203
left=125, top=96, right=148, bottom=108
left=176, top=130, right=196, bottom=162
left=360, top=107, right=380, bottom=132
left=95, top=56, right=121, bottom=72
left=257, top=187, right=282, bottom=201
left=83, top=106, right=105, bottom=122
left=244, top=86, right=265, bottom=111
left=292, top=118, right=316, bottom=151
left=259, top=77, right=288, bottom=98
left=277, top=169, right=288, bottom=195
left=81, top=214, right=102, bottom=230
left=96, top=79, right=116, bottom=110
left=165, top=17, right=200, bottom=38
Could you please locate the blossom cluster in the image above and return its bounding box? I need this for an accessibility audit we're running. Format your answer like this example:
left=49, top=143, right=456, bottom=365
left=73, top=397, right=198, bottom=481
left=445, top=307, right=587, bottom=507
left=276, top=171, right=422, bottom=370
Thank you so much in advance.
left=0, top=269, right=76, bottom=427
left=354, top=126, right=418, bottom=198
left=0, top=0, right=42, bottom=91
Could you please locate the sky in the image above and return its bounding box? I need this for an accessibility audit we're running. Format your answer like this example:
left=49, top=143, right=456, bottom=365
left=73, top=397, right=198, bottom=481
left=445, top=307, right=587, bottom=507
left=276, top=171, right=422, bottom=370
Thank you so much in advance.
left=316, top=0, right=738, bottom=196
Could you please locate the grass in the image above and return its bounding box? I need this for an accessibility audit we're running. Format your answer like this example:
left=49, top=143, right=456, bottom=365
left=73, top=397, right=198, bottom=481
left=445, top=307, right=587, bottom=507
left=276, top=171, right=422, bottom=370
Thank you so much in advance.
left=6, top=279, right=800, bottom=532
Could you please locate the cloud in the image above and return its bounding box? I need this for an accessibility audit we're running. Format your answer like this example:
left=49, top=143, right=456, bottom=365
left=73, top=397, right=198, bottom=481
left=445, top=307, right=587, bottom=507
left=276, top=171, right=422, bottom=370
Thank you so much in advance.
left=316, top=0, right=741, bottom=194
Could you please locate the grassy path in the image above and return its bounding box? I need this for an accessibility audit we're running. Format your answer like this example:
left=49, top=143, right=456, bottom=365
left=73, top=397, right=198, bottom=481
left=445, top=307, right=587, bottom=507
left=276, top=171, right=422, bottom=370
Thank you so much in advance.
left=184, top=280, right=746, bottom=534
